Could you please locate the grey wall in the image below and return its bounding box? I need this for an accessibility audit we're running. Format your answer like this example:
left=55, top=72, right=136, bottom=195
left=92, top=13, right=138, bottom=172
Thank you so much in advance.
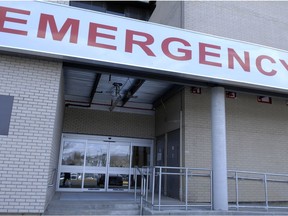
left=63, top=108, right=155, bottom=139
left=184, top=1, right=288, bottom=50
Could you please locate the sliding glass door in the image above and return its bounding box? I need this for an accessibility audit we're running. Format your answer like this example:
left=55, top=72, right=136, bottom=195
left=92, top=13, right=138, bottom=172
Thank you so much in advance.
left=83, top=141, right=108, bottom=190
left=57, top=135, right=152, bottom=192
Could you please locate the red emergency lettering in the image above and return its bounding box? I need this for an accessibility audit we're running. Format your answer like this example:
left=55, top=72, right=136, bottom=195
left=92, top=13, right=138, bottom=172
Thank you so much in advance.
left=0, top=6, right=30, bottom=36
left=125, top=30, right=155, bottom=56
left=37, top=14, right=79, bottom=43
left=228, top=48, right=250, bottom=72
left=161, top=37, right=192, bottom=61
left=279, top=59, right=288, bottom=71
left=256, top=55, right=277, bottom=76
left=199, top=43, right=222, bottom=67
left=88, top=23, right=117, bottom=50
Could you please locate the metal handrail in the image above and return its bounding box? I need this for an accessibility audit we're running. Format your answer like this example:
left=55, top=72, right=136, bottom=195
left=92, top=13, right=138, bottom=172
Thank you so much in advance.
left=228, top=170, right=288, bottom=210
left=48, top=168, right=57, bottom=187
left=141, top=166, right=288, bottom=212
left=149, top=166, right=213, bottom=211
left=134, top=166, right=148, bottom=215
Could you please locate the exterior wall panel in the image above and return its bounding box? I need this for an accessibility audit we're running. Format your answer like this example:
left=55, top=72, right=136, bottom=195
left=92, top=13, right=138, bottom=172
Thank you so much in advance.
left=149, top=1, right=183, bottom=28
left=183, top=87, right=288, bottom=202
left=0, top=55, right=62, bottom=213
left=45, top=72, right=64, bottom=210
left=226, top=94, right=288, bottom=174
left=155, top=91, right=182, bottom=137
left=63, top=108, right=155, bottom=139
left=184, top=1, right=288, bottom=50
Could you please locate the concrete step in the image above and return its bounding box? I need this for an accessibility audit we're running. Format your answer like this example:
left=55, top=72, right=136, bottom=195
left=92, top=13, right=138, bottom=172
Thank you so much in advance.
left=44, top=200, right=140, bottom=215
left=45, top=209, right=140, bottom=215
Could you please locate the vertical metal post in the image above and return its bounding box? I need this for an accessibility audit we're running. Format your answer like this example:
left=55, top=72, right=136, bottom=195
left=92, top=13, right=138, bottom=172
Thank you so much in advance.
left=146, top=167, right=149, bottom=201
left=235, top=171, right=239, bottom=210
left=140, top=174, right=144, bottom=214
left=211, top=86, right=228, bottom=211
left=158, top=167, right=162, bottom=211
left=134, top=168, right=137, bottom=201
left=210, top=170, right=213, bottom=210
left=185, top=168, right=188, bottom=210
left=152, top=167, right=155, bottom=206
left=264, top=174, right=268, bottom=210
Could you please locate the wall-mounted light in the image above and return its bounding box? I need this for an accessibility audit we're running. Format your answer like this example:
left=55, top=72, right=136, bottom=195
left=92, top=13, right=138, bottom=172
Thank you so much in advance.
left=226, top=91, right=237, bottom=99
left=191, top=87, right=201, bottom=94
left=257, top=96, right=272, bottom=104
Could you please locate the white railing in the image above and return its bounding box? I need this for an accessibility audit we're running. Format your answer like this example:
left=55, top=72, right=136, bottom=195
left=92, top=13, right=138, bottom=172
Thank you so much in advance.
left=134, top=166, right=148, bottom=215
left=135, top=166, right=212, bottom=211
left=228, top=170, right=288, bottom=210
left=136, top=166, right=288, bottom=212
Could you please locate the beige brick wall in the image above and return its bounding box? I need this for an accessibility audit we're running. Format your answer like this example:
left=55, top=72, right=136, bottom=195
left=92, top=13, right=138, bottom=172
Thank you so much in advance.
left=183, top=1, right=288, bottom=50
left=0, top=55, right=63, bottom=214
left=226, top=93, right=288, bottom=173
left=45, top=72, right=64, bottom=210
left=183, top=87, right=211, bottom=169
left=183, top=86, right=288, bottom=202
left=226, top=93, right=288, bottom=202
left=166, top=1, right=288, bottom=203
left=149, top=1, right=183, bottom=28
left=63, top=108, right=155, bottom=139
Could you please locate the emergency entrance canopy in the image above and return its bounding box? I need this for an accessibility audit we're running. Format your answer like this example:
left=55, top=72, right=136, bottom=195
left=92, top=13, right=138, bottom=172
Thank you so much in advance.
left=1, top=1, right=288, bottom=92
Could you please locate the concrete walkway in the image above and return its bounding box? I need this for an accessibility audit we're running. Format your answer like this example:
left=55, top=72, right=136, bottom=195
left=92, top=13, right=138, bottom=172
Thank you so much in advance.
left=44, top=192, right=288, bottom=215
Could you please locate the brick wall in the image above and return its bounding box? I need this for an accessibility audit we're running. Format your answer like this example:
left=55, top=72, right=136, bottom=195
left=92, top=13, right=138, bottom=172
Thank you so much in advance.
left=183, top=87, right=288, bottom=202
left=63, top=107, right=155, bottom=139
left=149, top=1, right=183, bottom=28
left=0, top=54, right=62, bottom=214
left=45, top=72, right=64, bottom=210
left=184, top=1, right=288, bottom=50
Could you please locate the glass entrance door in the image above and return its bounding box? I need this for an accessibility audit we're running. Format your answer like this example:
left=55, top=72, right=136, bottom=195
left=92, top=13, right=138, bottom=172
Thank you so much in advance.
left=57, top=135, right=153, bottom=192
left=107, top=143, right=130, bottom=191
left=59, top=139, right=85, bottom=189
left=83, top=141, right=108, bottom=190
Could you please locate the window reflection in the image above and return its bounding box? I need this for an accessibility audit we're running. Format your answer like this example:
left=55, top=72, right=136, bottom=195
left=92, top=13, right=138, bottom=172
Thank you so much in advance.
left=59, top=138, right=152, bottom=191
left=110, top=145, right=130, bottom=168
left=62, top=141, right=85, bottom=165
left=59, top=172, right=83, bottom=188
left=86, top=143, right=107, bottom=167
left=84, top=173, right=105, bottom=189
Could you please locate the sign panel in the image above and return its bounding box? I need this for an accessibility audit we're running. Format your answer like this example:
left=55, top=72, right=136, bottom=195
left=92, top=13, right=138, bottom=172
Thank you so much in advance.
left=1, top=1, right=288, bottom=92
left=0, top=95, right=14, bottom=135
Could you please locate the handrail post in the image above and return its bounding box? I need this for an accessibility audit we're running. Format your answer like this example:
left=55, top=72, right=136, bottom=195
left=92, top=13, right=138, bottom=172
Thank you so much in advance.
left=210, top=170, right=213, bottom=210
left=152, top=167, right=155, bottom=207
left=185, top=168, right=188, bottom=210
left=145, top=167, right=149, bottom=201
left=235, top=171, right=239, bottom=210
left=158, top=167, right=162, bottom=211
left=48, top=168, right=57, bottom=187
left=134, top=167, right=137, bottom=201
left=264, top=174, right=268, bottom=210
left=140, top=175, right=144, bottom=215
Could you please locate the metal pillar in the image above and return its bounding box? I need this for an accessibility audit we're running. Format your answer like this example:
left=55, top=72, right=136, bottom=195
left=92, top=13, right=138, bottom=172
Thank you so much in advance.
left=211, top=86, right=228, bottom=211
